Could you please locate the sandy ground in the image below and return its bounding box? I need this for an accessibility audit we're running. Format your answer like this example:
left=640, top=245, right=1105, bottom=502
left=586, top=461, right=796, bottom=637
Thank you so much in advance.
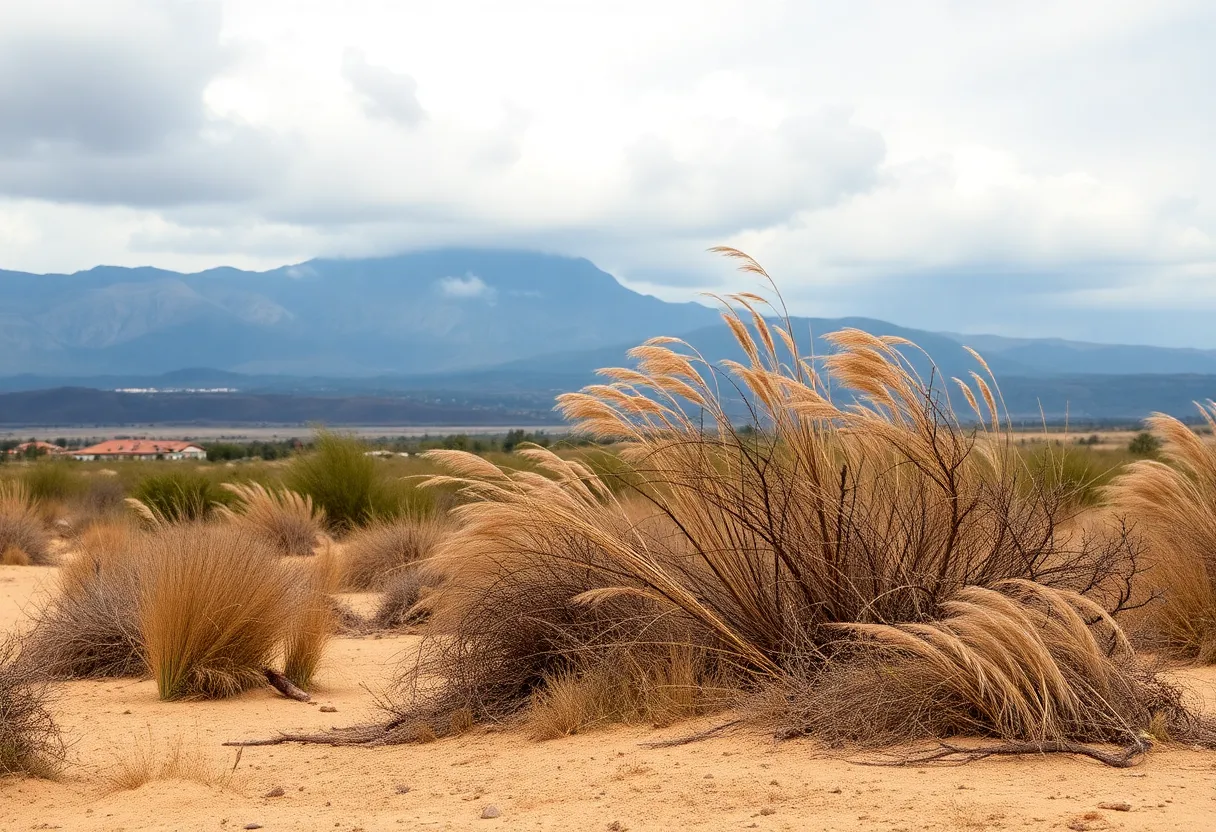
left=4, top=564, right=1216, bottom=831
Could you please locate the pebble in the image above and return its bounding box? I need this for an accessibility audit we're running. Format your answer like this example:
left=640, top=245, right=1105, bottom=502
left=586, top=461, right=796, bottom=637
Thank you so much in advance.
left=759, top=808, right=776, bottom=816
left=319, top=705, right=337, bottom=713
left=395, top=784, right=411, bottom=794
left=264, top=786, right=285, bottom=798
left=481, top=805, right=502, bottom=819
left=244, top=825, right=263, bottom=830
left=1098, top=801, right=1132, bottom=812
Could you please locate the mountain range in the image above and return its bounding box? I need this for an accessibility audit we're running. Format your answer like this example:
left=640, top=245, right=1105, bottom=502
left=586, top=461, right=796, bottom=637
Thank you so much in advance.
left=1, top=249, right=1215, bottom=424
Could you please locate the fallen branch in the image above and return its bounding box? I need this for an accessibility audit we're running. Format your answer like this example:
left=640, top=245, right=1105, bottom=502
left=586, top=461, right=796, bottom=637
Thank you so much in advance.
left=854, top=737, right=1152, bottom=769
left=639, top=719, right=746, bottom=749
left=263, top=668, right=310, bottom=702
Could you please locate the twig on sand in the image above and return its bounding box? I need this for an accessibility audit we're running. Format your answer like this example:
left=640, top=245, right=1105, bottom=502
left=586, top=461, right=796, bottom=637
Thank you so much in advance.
left=854, top=738, right=1152, bottom=769
left=639, top=719, right=746, bottom=749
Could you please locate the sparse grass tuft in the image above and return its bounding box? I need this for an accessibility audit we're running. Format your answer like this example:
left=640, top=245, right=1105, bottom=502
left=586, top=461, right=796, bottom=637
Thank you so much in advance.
left=141, top=525, right=293, bottom=700
left=1, top=545, right=31, bottom=566
left=21, top=461, right=84, bottom=504
left=0, top=637, right=65, bottom=778
left=0, top=481, right=52, bottom=566
left=370, top=568, right=426, bottom=630
left=341, top=515, right=450, bottom=591
left=102, top=731, right=238, bottom=792
left=1109, top=403, right=1216, bottom=662
left=215, top=481, right=326, bottom=557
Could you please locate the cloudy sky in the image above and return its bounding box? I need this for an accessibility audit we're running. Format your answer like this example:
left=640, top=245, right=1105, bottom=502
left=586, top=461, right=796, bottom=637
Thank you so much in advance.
left=1, top=0, right=1214, bottom=345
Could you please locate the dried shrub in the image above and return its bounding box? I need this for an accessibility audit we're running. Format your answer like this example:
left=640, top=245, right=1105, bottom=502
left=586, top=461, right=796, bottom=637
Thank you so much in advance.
left=761, top=581, right=1197, bottom=752
left=0, top=638, right=65, bottom=778
left=342, top=516, right=449, bottom=591
left=215, top=481, right=326, bottom=557
left=1108, top=403, right=1216, bottom=662
left=369, top=568, right=426, bottom=630
left=23, top=520, right=147, bottom=679
left=282, top=543, right=341, bottom=689
left=248, top=254, right=1196, bottom=761
left=141, top=525, right=294, bottom=700
left=0, top=481, right=52, bottom=566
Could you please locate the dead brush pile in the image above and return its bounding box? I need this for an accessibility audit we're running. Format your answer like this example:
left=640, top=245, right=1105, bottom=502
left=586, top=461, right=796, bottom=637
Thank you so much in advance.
left=1108, top=403, right=1216, bottom=662
left=0, top=481, right=52, bottom=566
left=215, top=481, right=327, bottom=557
left=0, top=637, right=64, bottom=778
left=244, top=251, right=1211, bottom=763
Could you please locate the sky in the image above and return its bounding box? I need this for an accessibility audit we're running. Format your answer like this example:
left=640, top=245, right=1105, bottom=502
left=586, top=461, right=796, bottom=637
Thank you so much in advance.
left=0, top=0, right=1214, bottom=346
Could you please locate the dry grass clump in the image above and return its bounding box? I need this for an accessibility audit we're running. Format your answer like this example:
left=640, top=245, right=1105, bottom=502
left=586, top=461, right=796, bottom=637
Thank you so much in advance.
left=26, top=520, right=337, bottom=695
left=282, top=543, right=341, bottom=689
left=215, top=481, right=326, bottom=557
left=1108, top=403, right=1216, bottom=662
left=0, top=481, right=52, bottom=566
left=528, top=646, right=725, bottom=740
left=23, top=520, right=148, bottom=679
left=0, top=637, right=65, bottom=778
left=141, top=525, right=294, bottom=700
left=341, top=515, right=450, bottom=591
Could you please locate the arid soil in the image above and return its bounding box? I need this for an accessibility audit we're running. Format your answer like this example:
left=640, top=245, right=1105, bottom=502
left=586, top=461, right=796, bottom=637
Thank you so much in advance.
left=4, top=563, right=1216, bottom=832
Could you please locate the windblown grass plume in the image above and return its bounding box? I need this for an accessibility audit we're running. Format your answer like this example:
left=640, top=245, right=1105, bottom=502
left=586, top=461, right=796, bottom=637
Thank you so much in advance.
left=342, top=515, right=450, bottom=591
left=216, top=481, right=326, bottom=557
left=141, top=525, right=293, bottom=700
left=0, top=637, right=65, bottom=778
left=248, top=251, right=1203, bottom=761
left=0, top=481, right=52, bottom=566
left=1109, top=403, right=1216, bottom=662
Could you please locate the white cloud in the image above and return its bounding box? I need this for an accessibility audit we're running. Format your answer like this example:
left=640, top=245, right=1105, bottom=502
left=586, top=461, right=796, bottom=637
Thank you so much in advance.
left=0, top=0, right=1214, bottom=343
left=436, top=274, right=495, bottom=301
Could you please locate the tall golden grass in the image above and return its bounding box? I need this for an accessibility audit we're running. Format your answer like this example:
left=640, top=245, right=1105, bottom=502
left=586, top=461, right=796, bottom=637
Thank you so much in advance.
left=282, top=543, right=342, bottom=689
left=366, top=251, right=1193, bottom=755
left=140, top=525, right=294, bottom=700
left=1108, top=403, right=1216, bottom=662
left=0, top=481, right=52, bottom=566
left=215, top=481, right=326, bottom=557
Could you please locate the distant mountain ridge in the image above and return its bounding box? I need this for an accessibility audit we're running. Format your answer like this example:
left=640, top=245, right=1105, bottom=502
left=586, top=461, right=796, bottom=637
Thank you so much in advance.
left=2, top=249, right=1216, bottom=423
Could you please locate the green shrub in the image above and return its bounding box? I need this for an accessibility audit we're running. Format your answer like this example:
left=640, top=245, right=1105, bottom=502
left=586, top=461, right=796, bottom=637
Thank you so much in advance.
left=22, top=461, right=84, bottom=503
left=1129, top=431, right=1162, bottom=456
left=285, top=431, right=431, bottom=530
left=130, top=470, right=220, bottom=524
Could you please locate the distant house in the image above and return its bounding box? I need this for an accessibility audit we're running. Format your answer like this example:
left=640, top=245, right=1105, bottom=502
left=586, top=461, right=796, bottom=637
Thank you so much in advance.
left=72, top=440, right=207, bottom=462
left=4, top=441, right=66, bottom=458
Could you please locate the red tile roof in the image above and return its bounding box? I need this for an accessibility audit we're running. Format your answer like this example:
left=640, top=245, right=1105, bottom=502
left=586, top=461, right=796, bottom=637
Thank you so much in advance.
left=4, top=441, right=64, bottom=455
left=75, top=440, right=204, bottom=456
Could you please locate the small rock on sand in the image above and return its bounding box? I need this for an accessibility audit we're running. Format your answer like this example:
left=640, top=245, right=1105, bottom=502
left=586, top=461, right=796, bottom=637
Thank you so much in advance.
left=319, top=705, right=337, bottom=713
left=394, top=784, right=411, bottom=794
left=481, top=805, right=502, bottom=819
left=264, top=786, right=285, bottom=798
left=1098, top=802, right=1132, bottom=812
left=244, top=825, right=263, bottom=830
